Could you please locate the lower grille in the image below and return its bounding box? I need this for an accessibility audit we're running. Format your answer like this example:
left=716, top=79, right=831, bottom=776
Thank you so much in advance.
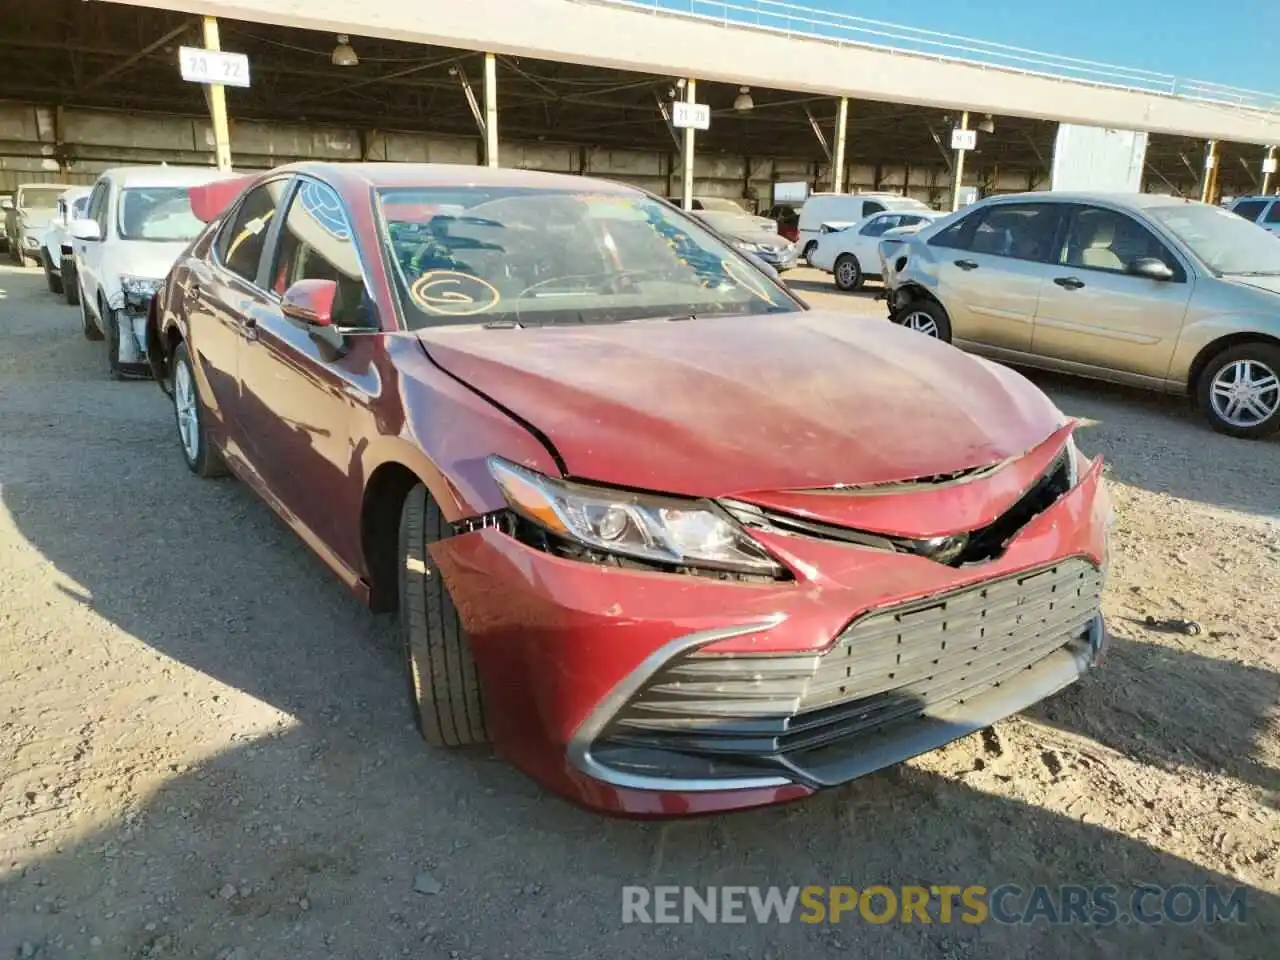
left=592, top=558, right=1102, bottom=781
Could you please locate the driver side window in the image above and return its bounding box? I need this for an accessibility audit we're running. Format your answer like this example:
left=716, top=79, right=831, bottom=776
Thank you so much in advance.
left=1061, top=206, right=1182, bottom=280
left=270, top=179, right=373, bottom=329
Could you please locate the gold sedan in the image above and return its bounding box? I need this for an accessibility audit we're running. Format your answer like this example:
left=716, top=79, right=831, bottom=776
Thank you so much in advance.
left=881, top=192, right=1280, bottom=439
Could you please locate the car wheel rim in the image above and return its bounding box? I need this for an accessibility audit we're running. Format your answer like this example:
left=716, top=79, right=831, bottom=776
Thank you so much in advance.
left=1210, top=359, right=1280, bottom=428
left=173, top=360, right=200, bottom=462
left=836, top=261, right=856, bottom=286
left=902, top=310, right=940, bottom=337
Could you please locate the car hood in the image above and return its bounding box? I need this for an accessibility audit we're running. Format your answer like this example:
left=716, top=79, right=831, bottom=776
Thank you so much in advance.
left=21, top=211, right=55, bottom=230
left=417, top=312, right=1063, bottom=498
left=107, top=241, right=192, bottom=280
left=1222, top=273, right=1280, bottom=296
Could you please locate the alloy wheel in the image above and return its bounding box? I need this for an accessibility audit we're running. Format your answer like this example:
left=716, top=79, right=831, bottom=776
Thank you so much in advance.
left=901, top=309, right=940, bottom=337
left=173, top=358, right=201, bottom=463
left=1209, top=359, right=1280, bottom=429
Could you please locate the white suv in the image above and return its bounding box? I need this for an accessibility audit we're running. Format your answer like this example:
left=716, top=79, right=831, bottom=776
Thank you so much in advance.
left=71, top=165, right=239, bottom=378
left=40, top=187, right=92, bottom=303
left=1226, top=195, right=1280, bottom=235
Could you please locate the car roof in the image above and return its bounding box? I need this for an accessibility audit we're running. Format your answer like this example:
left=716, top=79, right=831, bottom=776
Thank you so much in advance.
left=99, top=165, right=244, bottom=188
left=271, top=161, right=641, bottom=195
left=981, top=191, right=1205, bottom=212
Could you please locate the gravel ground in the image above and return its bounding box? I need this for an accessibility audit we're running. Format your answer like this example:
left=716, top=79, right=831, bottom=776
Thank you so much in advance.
left=0, top=263, right=1276, bottom=959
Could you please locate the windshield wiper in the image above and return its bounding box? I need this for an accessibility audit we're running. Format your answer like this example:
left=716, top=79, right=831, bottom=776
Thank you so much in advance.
left=482, top=319, right=523, bottom=329
left=1225, top=270, right=1280, bottom=277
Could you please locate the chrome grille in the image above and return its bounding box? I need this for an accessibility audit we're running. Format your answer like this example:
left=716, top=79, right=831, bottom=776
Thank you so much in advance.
left=602, top=559, right=1102, bottom=753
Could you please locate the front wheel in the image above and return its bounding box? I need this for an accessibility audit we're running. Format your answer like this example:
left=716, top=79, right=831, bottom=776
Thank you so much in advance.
left=80, top=286, right=103, bottom=341
left=43, top=257, right=63, bottom=295
left=105, top=306, right=126, bottom=380
left=1197, top=343, right=1280, bottom=439
left=62, top=260, right=79, bottom=305
left=802, top=240, right=818, bottom=266
left=399, top=485, right=489, bottom=748
left=893, top=298, right=953, bottom=342
left=171, top=341, right=228, bottom=477
left=833, top=253, right=863, bottom=292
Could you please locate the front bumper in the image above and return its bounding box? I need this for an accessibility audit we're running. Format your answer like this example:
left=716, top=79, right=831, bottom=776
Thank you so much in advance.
left=753, top=246, right=799, bottom=271
left=433, top=459, right=1111, bottom=816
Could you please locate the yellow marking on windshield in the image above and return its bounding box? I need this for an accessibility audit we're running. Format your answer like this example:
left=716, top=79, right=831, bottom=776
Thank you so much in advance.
left=410, top=270, right=501, bottom=316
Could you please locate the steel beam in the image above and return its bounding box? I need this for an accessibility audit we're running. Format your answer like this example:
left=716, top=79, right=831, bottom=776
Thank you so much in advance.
left=201, top=17, right=233, bottom=171
left=681, top=78, right=695, bottom=210
left=831, top=96, right=848, bottom=193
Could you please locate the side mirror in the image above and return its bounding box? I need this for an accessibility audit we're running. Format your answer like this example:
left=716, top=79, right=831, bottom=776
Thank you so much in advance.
left=282, top=279, right=347, bottom=360
left=70, top=219, right=102, bottom=242
left=1128, top=257, right=1175, bottom=281
left=281, top=279, right=337, bottom=327
left=1, top=198, right=12, bottom=211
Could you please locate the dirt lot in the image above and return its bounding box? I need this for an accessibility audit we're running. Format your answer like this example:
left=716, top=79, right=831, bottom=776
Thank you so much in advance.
left=0, top=263, right=1276, bottom=959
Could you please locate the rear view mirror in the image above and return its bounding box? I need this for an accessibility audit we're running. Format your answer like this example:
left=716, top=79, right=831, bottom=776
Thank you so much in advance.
left=1129, top=257, right=1175, bottom=281
left=70, top=219, right=101, bottom=242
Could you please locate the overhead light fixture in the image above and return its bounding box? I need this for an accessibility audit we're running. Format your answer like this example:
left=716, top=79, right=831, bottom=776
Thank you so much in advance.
left=977, top=114, right=995, bottom=134
left=734, top=86, right=754, bottom=112
left=331, top=35, right=359, bottom=67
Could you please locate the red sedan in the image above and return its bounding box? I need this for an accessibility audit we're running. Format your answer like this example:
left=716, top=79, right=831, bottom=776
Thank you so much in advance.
left=147, top=163, right=1112, bottom=817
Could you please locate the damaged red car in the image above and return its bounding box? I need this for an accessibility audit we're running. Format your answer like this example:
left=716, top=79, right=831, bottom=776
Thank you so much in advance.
left=147, top=163, right=1112, bottom=817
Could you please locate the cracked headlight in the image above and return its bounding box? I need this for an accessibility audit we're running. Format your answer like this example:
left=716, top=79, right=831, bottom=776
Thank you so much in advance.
left=120, top=275, right=163, bottom=305
left=488, top=457, right=785, bottom=577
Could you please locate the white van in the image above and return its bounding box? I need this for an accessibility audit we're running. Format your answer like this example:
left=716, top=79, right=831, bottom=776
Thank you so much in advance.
left=797, top=192, right=932, bottom=262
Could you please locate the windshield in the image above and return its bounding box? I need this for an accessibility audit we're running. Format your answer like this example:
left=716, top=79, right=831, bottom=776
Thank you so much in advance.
left=376, top=186, right=798, bottom=329
left=17, top=186, right=66, bottom=210
left=1148, top=203, right=1280, bottom=275
left=697, top=197, right=747, bottom=213
left=117, top=187, right=205, bottom=242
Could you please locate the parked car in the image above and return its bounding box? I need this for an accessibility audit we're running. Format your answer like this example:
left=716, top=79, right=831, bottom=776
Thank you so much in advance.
left=809, top=209, right=945, bottom=290
left=765, top=203, right=801, bottom=242
left=5, top=183, right=69, bottom=267
left=691, top=209, right=798, bottom=272
left=0, top=193, right=12, bottom=253
left=146, top=162, right=1110, bottom=817
left=798, top=192, right=932, bottom=263
left=40, top=186, right=92, bottom=300
left=674, top=195, right=777, bottom=232
left=1226, top=194, right=1280, bottom=235
left=71, top=165, right=240, bottom=379
left=880, top=191, right=1280, bottom=439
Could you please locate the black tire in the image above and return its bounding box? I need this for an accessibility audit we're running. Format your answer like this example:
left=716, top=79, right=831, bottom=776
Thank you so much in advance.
left=893, top=298, right=953, bottom=342
left=399, top=485, right=488, bottom=747
left=1196, top=342, right=1280, bottom=440
left=170, top=341, right=228, bottom=478
left=62, top=260, right=79, bottom=305
left=802, top=240, right=819, bottom=266
left=105, top=303, right=126, bottom=381
left=43, top=257, right=63, bottom=295
left=833, top=253, right=863, bottom=292
left=80, top=285, right=103, bottom=341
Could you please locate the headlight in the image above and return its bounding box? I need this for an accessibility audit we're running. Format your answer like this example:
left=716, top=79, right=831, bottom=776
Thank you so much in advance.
left=487, top=457, right=785, bottom=577
left=735, top=240, right=761, bottom=253
left=120, top=275, right=163, bottom=303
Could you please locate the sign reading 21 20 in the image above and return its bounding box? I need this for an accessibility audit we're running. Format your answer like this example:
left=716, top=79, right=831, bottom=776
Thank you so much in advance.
left=178, top=46, right=252, bottom=89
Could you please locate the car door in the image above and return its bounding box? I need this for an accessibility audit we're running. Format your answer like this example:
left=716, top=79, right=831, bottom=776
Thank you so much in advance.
left=75, top=180, right=110, bottom=309
left=185, top=177, right=291, bottom=462
left=928, top=201, right=1066, bottom=353
left=234, top=176, right=382, bottom=568
left=1031, top=204, right=1193, bottom=381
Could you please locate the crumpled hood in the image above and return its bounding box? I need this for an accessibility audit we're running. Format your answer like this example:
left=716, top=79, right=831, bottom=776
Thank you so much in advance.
left=417, top=312, right=1063, bottom=498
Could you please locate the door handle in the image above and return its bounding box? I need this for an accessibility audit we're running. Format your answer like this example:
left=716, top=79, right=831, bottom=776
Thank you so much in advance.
left=954, top=259, right=979, bottom=271
left=1053, top=276, right=1086, bottom=290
